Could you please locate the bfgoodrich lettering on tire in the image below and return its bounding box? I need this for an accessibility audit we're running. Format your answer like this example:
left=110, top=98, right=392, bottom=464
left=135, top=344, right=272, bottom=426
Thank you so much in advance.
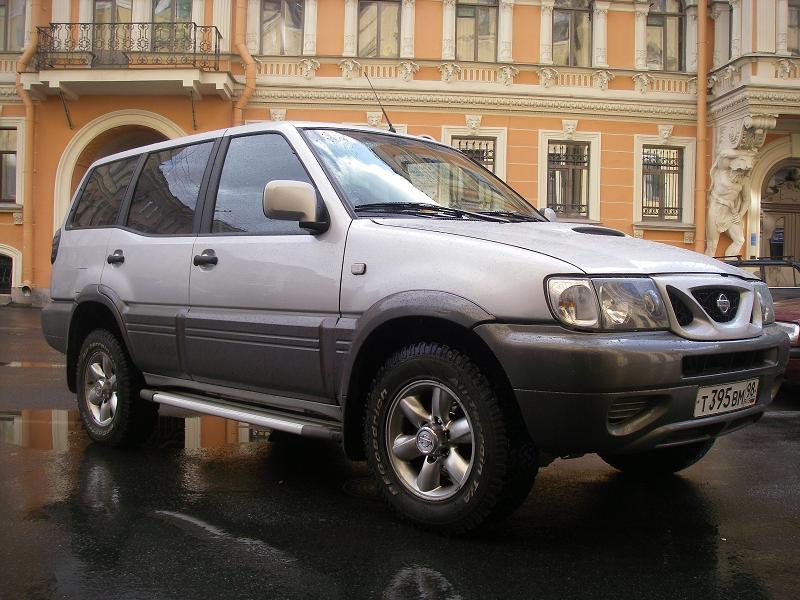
left=76, top=329, right=158, bottom=447
left=363, top=342, right=538, bottom=533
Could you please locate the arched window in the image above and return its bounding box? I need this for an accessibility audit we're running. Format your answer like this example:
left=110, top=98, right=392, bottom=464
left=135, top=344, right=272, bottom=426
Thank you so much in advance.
left=552, top=0, right=591, bottom=67
left=261, top=0, right=304, bottom=56
left=646, top=0, right=684, bottom=71
left=456, top=0, right=498, bottom=62
left=790, top=0, right=800, bottom=55
left=358, top=1, right=400, bottom=58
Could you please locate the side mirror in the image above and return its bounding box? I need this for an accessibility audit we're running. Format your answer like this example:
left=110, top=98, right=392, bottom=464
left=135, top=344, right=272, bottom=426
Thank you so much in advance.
left=263, top=180, right=328, bottom=233
left=543, top=207, right=557, bottom=222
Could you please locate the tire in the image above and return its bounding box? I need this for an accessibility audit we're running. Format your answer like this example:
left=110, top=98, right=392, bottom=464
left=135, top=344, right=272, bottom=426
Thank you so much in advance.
left=76, top=329, right=158, bottom=447
left=601, top=440, right=715, bottom=477
left=363, top=342, right=538, bottom=534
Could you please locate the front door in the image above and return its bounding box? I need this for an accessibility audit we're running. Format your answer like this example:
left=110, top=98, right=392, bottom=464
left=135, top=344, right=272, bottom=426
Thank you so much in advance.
left=761, top=162, right=800, bottom=258
left=185, top=132, right=345, bottom=402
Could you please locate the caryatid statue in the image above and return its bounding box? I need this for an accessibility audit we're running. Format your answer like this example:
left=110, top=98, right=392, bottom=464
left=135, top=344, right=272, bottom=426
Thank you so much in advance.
left=705, top=149, right=756, bottom=257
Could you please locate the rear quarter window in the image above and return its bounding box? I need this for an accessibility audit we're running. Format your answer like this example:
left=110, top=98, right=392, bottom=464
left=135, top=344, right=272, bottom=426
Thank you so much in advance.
left=69, top=157, right=138, bottom=228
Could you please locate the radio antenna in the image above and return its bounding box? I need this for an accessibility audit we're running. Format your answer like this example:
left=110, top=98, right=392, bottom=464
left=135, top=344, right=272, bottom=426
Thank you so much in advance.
left=364, top=72, right=396, bottom=133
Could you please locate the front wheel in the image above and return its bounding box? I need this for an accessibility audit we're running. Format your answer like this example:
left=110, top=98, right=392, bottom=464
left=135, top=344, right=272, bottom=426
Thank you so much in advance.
left=364, top=342, right=538, bottom=534
left=76, top=329, right=158, bottom=447
left=601, top=440, right=715, bottom=476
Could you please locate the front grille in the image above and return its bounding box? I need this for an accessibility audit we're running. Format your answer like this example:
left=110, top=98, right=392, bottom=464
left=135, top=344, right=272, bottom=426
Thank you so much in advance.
left=668, top=289, right=694, bottom=326
left=682, top=350, right=764, bottom=377
left=607, top=397, right=653, bottom=425
left=691, top=288, right=741, bottom=322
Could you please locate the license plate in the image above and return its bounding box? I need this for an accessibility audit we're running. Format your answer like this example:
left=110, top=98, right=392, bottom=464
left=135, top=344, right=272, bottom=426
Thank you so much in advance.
left=694, top=378, right=759, bottom=418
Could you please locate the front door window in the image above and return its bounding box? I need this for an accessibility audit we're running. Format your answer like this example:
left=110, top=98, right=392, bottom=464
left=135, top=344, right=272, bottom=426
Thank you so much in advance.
left=761, top=163, right=800, bottom=258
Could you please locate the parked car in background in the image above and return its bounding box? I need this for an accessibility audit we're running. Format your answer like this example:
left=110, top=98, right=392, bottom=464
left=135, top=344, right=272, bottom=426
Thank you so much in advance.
left=722, top=257, right=800, bottom=301
left=775, top=299, right=800, bottom=386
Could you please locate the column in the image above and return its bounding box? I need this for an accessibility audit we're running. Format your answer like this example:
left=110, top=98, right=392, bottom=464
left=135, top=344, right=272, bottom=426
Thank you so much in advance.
left=729, top=0, right=741, bottom=59
left=400, top=0, right=415, bottom=59
left=498, top=0, right=514, bottom=63
left=442, top=0, right=456, bottom=60
left=132, top=0, right=151, bottom=21
left=343, top=0, right=358, bottom=57
left=192, top=0, right=205, bottom=24
left=592, top=1, right=610, bottom=68
left=304, top=0, right=318, bottom=55
left=686, top=2, right=698, bottom=71
left=756, top=0, right=775, bottom=52
left=246, top=0, right=259, bottom=53
left=539, top=0, right=554, bottom=65
left=214, top=0, right=232, bottom=52
left=634, top=0, right=649, bottom=70
left=740, top=0, right=752, bottom=54
left=777, top=0, right=790, bottom=55
left=712, top=2, right=730, bottom=68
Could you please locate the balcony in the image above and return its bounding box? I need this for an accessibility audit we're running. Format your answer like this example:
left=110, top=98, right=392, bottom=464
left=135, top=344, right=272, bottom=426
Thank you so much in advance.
left=35, top=22, right=221, bottom=71
left=21, top=22, right=233, bottom=101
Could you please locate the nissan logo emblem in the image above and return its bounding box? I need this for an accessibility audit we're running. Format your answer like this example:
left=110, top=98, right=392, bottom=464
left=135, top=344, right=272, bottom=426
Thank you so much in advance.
left=716, top=293, right=731, bottom=314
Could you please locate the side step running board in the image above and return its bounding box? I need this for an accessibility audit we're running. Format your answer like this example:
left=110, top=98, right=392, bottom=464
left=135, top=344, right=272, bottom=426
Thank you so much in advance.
left=141, top=389, right=342, bottom=441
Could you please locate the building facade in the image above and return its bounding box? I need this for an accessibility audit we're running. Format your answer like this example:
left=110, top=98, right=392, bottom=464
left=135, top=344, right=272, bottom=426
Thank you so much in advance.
left=0, top=0, right=799, bottom=303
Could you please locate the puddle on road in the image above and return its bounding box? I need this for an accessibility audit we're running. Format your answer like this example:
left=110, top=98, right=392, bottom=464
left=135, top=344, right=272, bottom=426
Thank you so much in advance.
left=0, top=409, right=280, bottom=452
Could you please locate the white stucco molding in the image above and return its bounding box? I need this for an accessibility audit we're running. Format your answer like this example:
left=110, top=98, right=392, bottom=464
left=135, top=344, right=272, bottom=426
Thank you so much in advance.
left=304, top=0, right=318, bottom=55
left=52, top=110, right=186, bottom=233
left=537, top=128, right=601, bottom=222
left=592, top=1, right=611, bottom=68
left=498, top=0, right=514, bottom=63
left=634, top=0, right=649, bottom=70
left=633, top=133, right=696, bottom=226
left=729, top=0, right=741, bottom=59
left=344, top=0, right=358, bottom=57
left=400, top=0, right=415, bottom=59
left=711, top=2, right=731, bottom=69
left=247, top=0, right=260, bottom=53
left=539, top=0, right=555, bottom=65
left=442, top=124, right=507, bottom=181
left=442, top=0, right=456, bottom=60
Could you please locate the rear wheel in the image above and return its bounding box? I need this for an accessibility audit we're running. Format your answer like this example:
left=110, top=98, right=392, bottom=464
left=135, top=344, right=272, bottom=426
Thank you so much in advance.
left=364, top=342, right=538, bottom=533
left=76, top=329, right=158, bottom=447
left=601, top=440, right=715, bottom=476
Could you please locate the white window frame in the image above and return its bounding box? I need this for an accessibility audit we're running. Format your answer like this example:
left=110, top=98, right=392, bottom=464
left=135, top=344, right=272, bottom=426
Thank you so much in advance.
left=442, top=125, right=507, bottom=181
left=537, top=129, right=600, bottom=222
left=633, top=133, right=695, bottom=225
left=0, top=117, right=25, bottom=209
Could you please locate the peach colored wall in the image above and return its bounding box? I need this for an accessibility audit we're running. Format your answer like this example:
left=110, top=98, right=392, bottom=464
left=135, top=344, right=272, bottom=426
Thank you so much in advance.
left=513, top=4, right=538, bottom=63
left=317, top=1, right=345, bottom=56
left=606, top=11, right=633, bottom=69
left=415, top=0, right=442, bottom=60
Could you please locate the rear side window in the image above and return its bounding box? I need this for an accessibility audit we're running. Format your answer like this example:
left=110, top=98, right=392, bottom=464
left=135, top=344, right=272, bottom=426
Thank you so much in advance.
left=70, top=157, right=138, bottom=228
left=211, top=133, right=315, bottom=235
left=126, top=141, right=214, bottom=235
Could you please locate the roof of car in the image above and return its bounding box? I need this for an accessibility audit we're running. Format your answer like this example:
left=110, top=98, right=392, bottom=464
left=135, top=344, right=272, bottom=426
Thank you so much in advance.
left=88, top=121, right=450, bottom=169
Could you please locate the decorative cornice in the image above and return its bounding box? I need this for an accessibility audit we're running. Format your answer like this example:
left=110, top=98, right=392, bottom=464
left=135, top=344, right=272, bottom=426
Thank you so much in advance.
left=249, top=87, right=697, bottom=120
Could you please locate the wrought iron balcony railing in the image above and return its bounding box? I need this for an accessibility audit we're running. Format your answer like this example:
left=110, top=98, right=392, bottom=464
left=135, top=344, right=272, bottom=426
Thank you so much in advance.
left=34, top=22, right=221, bottom=71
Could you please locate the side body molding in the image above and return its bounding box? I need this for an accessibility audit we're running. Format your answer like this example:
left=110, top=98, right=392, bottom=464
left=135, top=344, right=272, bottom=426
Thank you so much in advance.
left=335, top=290, right=495, bottom=406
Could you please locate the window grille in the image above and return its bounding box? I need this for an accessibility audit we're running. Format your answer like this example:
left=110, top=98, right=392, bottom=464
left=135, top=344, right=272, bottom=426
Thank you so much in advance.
left=452, top=137, right=496, bottom=173
left=642, top=146, right=683, bottom=221
left=547, top=141, right=590, bottom=218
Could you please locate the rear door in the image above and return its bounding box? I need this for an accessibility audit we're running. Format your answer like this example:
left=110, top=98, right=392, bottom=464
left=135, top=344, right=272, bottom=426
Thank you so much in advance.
left=100, top=140, right=217, bottom=378
left=184, top=130, right=346, bottom=402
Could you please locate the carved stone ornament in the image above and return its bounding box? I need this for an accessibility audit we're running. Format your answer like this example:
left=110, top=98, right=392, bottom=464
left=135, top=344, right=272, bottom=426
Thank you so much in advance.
left=465, top=114, right=482, bottom=135
left=366, top=111, right=383, bottom=128
left=12, top=211, right=22, bottom=225
left=687, top=77, right=698, bottom=95
left=562, top=119, right=578, bottom=140
left=592, top=69, right=614, bottom=91
left=775, top=58, right=796, bottom=80
left=299, top=58, right=320, bottom=79
left=497, top=64, right=519, bottom=86
left=269, top=108, right=287, bottom=122
left=339, top=58, right=362, bottom=80
left=439, top=62, right=461, bottom=83
left=632, top=72, right=652, bottom=94
left=398, top=61, right=420, bottom=82
left=536, top=67, right=559, bottom=88
left=658, top=125, right=674, bottom=144
left=706, top=114, right=778, bottom=256
left=683, top=230, right=695, bottom=245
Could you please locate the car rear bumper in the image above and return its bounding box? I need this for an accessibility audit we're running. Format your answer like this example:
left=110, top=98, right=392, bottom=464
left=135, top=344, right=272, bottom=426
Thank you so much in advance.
left=475, top=323, right=789, bottom=456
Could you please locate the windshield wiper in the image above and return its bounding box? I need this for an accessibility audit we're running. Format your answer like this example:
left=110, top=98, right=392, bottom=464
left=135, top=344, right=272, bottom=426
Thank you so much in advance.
left=478, top=210, right=543, bottom=222
left=354, top=202, right=507, bottom=222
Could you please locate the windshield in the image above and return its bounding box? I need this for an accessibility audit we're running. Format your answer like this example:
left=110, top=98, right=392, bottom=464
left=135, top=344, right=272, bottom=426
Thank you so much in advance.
left=304, top=128, right=542, bottom=219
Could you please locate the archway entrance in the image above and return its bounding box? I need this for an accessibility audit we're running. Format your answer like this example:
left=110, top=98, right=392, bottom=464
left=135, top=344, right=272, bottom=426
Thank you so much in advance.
left=0, top=254, right=11, bottom=294
left=760, top=160, right=800, bottom=259
left=70, top=126, right=168, bottom=195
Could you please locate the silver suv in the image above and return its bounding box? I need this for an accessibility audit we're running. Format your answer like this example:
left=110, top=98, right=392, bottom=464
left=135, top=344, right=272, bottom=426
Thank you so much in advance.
left=43, top=122, right=789, bottom=533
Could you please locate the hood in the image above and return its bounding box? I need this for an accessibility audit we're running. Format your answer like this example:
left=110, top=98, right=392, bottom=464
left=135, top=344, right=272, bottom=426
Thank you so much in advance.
left=373, top=219, right=751, bottom=277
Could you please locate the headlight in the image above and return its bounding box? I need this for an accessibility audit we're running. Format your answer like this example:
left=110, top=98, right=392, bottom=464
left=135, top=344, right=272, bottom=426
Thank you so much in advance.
left=546, top=278, right=599, bottom=328
left=776, top=321, right=800, bottom=344
left=547, top=277, right=668, bottom=331
left=754, top=282, right=775, bottom=325
left=593, top=278, right=670, bottom=330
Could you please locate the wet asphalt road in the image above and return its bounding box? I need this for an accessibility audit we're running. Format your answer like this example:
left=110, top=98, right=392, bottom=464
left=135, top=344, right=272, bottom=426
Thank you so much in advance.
left=1, top=306, right=799, bottom=600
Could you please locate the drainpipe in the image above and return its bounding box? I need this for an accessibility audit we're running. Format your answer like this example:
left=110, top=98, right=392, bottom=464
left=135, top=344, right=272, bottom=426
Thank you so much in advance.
left=15, top=0, right=41, bottom=288
left=233, top=0, right=255, bottom=125
left=694, top=0, right=708, bottom=254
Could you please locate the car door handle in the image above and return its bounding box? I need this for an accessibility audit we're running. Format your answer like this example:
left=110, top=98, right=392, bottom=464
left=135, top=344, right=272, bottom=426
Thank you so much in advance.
left=193, top=250, right=218, bottom=267
left=106, top=250, right=124, bottom=265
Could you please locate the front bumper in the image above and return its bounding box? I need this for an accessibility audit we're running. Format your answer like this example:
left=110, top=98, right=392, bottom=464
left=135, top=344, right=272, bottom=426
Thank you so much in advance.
left=476, top=323, right=789, bottom=456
